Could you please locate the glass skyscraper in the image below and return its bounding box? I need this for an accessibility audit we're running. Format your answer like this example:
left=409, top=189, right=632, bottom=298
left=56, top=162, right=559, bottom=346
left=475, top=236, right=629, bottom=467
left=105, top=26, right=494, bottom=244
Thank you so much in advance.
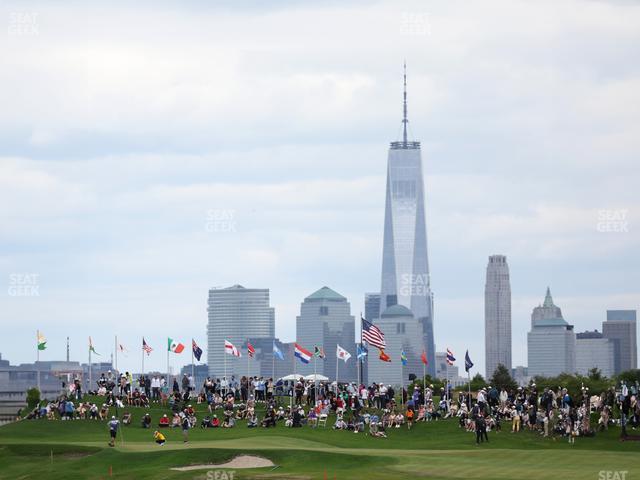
left=207, top=285, right=275, bottom=379
left=379, top=66, right=435, bottom=375
left=484, top=255, right=512, bottom=379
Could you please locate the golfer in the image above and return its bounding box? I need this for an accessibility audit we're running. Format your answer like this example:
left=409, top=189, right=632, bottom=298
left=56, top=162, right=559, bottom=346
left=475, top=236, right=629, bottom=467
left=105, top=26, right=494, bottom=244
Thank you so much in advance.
left=108, top=416, right=119, bottom=447
left=153, top=430, right=166, bottom=446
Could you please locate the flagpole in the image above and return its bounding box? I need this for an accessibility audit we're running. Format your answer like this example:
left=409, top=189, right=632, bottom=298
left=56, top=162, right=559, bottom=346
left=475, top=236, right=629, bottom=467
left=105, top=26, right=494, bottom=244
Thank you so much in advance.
left=335, top=349, right=339, bottom=396
left=114, top=335, right=118, bottom=373
left=359, top=313, right=362, bottom=388
left=246, top=340, right=250, bottom=387
left=313, top=349, right=317, bottom=402
left=224, top=343, right=227, bottom=399
left=166, top=343, right=170, bottom=388
left=36, top=330, right=40, bottom=392
left=291, top=346, right=295, bottom=410
left=468, top=369, right=471, bottom=409
left=400, top=362, right=404, bottom=408
left=422, top=354, right=426, bottom=407
left=272, top=343, right=275, bottom=382
left=192, top=339, right=195, bottom=393
left=141, top=337, right=144, bottom=377
left=88, top=340, right=92, bottom=393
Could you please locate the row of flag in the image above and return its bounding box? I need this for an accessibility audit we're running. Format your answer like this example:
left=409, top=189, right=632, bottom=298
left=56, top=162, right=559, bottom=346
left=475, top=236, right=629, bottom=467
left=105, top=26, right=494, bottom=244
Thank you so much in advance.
left=35, top=318, right=478, bottom=372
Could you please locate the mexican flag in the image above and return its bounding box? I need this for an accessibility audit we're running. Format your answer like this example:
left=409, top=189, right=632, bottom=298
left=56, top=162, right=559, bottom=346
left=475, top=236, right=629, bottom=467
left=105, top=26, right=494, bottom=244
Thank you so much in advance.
left=37, top=331, right=46, bottom=351
left=168, top=338, right=185, bottom=353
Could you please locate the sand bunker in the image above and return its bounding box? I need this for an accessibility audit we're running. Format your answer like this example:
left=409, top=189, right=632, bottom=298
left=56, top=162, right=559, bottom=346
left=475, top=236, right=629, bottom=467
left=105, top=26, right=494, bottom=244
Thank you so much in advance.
left=171, top=455, right=275, bottom=471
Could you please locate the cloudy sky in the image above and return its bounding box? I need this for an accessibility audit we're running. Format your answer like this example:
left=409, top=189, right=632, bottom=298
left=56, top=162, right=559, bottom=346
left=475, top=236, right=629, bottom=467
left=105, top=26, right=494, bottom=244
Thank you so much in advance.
left=1, top=0, right=638, bottom=376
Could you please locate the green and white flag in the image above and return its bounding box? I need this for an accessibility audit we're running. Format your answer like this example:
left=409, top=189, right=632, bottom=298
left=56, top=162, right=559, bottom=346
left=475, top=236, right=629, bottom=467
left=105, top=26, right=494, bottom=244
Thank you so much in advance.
left=37, top=331, right=46, bottom=351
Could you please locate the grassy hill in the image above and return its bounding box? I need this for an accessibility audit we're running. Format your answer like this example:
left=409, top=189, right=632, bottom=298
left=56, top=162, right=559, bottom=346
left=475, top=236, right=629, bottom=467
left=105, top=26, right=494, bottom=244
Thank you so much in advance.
left=0, top=397, right=638, bottom=479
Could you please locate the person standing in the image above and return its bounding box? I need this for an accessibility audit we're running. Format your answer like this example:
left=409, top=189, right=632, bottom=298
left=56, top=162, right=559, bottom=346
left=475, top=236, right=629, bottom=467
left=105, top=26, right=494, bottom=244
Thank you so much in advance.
left=108, top=416, right=120, bottom=447
left=181, top=412, right=190, bottom=443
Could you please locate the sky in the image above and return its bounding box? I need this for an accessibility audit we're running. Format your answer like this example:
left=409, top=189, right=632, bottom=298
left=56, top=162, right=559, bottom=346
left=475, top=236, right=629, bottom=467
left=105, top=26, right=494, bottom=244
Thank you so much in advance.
left=1, top=0, right=639, bottom=377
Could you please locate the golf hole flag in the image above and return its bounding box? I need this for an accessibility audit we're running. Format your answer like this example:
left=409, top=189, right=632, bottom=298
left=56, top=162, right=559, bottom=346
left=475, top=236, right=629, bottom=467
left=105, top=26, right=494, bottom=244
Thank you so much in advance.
left=336, top=345, right=351, bottom=362
left=168, top=338, right=185, bottom=354
left=224, top=340, right=241, bottom=357
left=37, top=331, right=47, bottom=351
left=294, top=343, right=312, bottom=364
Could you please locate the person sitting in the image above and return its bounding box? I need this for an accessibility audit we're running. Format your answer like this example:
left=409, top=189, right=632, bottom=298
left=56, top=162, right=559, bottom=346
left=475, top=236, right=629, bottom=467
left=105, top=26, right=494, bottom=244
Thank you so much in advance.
left=141, top=413, right=152, bottom=428
left=247, top=412, right=258, bottom=428
left=171, top=413, right=181, bottom=428
left=334, top=414, right=347, bottom=430
left=159, top=414, right=170, bottom=428
left=89, top=403, right=98, bottom=420
left=261, top=410, right=276, bottom=428
left=99, top=404, right=109, bottom=420
left=211, top=415, right=220, bottom=428
left=122, top=412, right=132, bottom=425
left=307, top=408, right=318, bottom=427
left=153, top=430, right=166, bottom=446
left=201, top=416, right=212, bottom=428
left=292, top=408, right=303, bottom=427
left=222, top=415, right=235, bottom=428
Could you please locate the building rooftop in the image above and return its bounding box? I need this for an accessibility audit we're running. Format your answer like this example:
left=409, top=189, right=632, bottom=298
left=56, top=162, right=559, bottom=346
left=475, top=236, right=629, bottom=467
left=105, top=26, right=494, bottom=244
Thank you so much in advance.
left=381, top=304, right=413, bottom=318
left=306, top=286, right=346, bottom=301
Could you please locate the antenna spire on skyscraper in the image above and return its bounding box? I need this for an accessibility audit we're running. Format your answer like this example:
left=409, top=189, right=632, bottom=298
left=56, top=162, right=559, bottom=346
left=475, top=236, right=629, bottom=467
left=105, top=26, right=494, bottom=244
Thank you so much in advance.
left=403, top=61, right=408, bottom=145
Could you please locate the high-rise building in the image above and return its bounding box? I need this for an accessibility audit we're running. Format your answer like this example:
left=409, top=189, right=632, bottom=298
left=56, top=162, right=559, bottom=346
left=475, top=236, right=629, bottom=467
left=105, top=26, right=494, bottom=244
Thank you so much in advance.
left=364, top=293, right=381, bottom=323
left=379, top=65, right=435, bottom=375
left=575, top=330, right=615, bottom=378
left=603, top=310, right=637, bottom=374
left=207, top=285, right=275, bottom=379
left=527, top=288, right=576, bottom=377
left=367, top=305, right=424, bottom=386
left=484, top=254, right=512, bottom=379
left=296, top=287, right=356, bottom=382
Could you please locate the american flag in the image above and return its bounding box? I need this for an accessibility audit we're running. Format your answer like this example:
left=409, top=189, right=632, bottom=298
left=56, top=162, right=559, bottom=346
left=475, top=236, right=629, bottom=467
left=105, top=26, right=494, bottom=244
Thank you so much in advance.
left=362, top=317, right=386, bottom=349
left=142, top=338, right=153, bottom=355
left=446, top=348, right=456, bottom=366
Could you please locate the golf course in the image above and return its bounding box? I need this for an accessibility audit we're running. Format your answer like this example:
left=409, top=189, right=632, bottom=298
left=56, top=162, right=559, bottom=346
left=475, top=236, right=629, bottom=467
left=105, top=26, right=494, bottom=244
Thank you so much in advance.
left=0, top=397, right=638, bottom=480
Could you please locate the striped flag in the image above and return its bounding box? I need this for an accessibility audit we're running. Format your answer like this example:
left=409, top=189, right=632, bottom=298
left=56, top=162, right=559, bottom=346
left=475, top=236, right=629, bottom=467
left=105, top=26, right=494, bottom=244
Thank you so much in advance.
left=225, top=340, right=241, bottom=357
left=314, top=346, right=325, bottom=359
left=294, top=343, right=312, bottom=364
left=37, top=331, right=47, bottom=351
left=446, top=348, right=456, bottom=366
left=362, top=317, right=386, bottom=349
left=247, top=342, right=255, bottom=358
left=142, top=338, right=153, bottom=355
left=89, top=337, right=100, bottom=355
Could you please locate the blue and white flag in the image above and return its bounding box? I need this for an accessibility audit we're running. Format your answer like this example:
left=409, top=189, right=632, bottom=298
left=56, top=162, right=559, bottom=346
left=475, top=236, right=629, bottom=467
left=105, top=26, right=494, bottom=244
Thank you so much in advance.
left=273, top=341, right=284, bottom=361
left=357, top=344, right=368, bottom=360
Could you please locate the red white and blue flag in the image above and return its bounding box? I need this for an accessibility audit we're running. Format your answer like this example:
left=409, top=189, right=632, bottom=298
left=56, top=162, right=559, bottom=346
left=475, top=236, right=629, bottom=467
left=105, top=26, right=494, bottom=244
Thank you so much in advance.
left=294, top=343, right=312, bottom=364
left=192, top=339, right=203, bottom=362
left=446, top=348, right=456, bottom=366
left=247, top=342, right=255, bottom=358
left=361, top=317, right=386, bottom=349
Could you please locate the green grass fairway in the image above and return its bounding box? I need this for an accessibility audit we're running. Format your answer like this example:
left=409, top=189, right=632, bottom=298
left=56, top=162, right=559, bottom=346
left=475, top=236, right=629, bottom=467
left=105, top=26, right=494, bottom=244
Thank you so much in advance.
left=1, top=399, right=638, bottom=479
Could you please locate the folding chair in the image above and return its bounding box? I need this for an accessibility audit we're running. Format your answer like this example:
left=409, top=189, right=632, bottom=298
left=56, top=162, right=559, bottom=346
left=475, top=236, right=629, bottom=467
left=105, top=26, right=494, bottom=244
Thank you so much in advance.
left=318, top=413, right=328, bottom=428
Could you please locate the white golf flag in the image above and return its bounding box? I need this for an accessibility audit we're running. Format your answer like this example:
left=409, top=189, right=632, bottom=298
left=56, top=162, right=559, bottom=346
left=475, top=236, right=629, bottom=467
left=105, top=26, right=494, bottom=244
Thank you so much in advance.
left=336, top=344, right=351, bottom=362
left=224, top=340, right=241, bottom=357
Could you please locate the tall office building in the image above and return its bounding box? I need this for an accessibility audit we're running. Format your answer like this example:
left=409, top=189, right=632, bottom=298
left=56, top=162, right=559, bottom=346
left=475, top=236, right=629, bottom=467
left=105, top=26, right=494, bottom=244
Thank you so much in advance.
left=207, top=285, right=275, bottom=379
left=364, top=293, right=381, bottom=323
left=484, top=255, right=512, bottom=379
left=367, top=305, right=424, bottom=386
left=527, top=288, right=576, bottom=377
left=379, top=65, right=435, bottom=375
left=575, top=330, right=614, bottom=378
left=603, top=310, right=637, bottom=374
left=296, top=287, right=356, bottom=382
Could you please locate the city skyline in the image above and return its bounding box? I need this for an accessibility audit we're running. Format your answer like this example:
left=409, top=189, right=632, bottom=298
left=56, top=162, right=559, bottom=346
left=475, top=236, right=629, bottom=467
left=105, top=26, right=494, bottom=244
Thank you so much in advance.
left=1, top=1, right=639, bottom=376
